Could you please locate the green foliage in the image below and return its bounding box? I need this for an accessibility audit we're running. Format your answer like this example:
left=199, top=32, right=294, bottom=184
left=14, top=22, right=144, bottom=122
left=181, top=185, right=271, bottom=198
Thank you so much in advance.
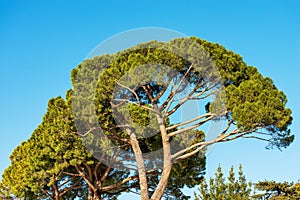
left=254, top=181, right=300, bottom=199
left=0, top=182, right=15, bottom=200
left=2, top=96, right=90, bottom=199
left=192, top=37, right=293, bottom=149
left=195, top=165, right=252, bottom=200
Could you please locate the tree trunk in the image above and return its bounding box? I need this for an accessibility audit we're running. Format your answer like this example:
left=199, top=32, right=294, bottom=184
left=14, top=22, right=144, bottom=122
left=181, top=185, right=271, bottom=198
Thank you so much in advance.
left=94, top=192, right=101, bottom=200
left=150, top=165, right=172, bottom=200
left=53, top=181, right=60, bottom=200
left=87, top=188, right=101, bottom=200
left=150, top=114, right=173, bottom=200
left=128, top=128, right=150, bottom=200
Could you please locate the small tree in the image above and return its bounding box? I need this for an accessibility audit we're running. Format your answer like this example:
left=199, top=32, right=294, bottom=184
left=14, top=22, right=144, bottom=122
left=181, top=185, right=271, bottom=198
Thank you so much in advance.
left=194, top=165, right=252, bottom=200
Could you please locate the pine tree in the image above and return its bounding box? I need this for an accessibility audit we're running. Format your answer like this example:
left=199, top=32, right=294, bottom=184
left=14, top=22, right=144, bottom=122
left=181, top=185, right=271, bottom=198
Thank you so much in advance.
left=2, top=37, right=293, bottom=200
left=195, top=165, right=252, bottom=200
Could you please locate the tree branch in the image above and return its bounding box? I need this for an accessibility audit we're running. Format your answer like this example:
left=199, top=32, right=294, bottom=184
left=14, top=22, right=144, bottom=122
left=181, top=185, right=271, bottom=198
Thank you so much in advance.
left=94, top=160, right=103, bottom=183
left=100, top=150, right=120, bottom=184
left=166, top=113, right=214, bottom=131
left=74, top=127, right=97, bottom=137
left=242, top=135, right=272, bottom=142
left=101, top=175, right=139, bottom=192
left=165, top=79, right=217, bottom=117
left=74, top=164, right=97, bottom=192
left=168, top=115, right=215, bottom=137
left=142, top=85, right=154, bottom=102
left=172, top=129, right=240, bottom=162
left=153, top=73, right=176, bottom=103
left=100, top=168, right=159, bottom=192
left=110, top=99, right=161, bottom=116
left=62, top=171, right=82, bottom=177
left=163, top=63, right=195, bottom=115
left=115, top=81, right=140, bottom=105
left=59, top=179, right=82, bottom=197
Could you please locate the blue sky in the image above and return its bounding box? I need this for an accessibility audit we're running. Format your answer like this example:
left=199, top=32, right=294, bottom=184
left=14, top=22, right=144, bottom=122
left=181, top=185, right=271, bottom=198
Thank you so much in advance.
left=0, top=0, right=299, bottom=198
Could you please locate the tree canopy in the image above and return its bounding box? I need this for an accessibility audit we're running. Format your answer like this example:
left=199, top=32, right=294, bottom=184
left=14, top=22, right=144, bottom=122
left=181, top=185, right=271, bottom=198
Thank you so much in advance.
left=1, top=37, right=293, bottom=200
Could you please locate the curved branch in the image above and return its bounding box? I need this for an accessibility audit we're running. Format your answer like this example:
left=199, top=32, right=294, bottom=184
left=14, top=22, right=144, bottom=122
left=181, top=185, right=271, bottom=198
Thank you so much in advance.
left=115, top=81, right=140, bottom=105
left=153, top=73, right=176, bottom=103
left=74, top=127, right=97, bottom=137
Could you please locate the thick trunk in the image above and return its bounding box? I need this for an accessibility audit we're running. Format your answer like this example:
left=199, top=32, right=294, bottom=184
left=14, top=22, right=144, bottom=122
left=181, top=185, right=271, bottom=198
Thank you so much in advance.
left=150, top=115, right=173, bottom=200
left=150, top=165, right=172, bottom=200
left=128, top=128, right=150, bottom=200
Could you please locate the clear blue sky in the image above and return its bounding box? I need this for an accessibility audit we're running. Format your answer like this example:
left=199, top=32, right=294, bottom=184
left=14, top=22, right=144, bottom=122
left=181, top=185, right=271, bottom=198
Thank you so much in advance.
left=1, top=0, right=299, bottom=198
